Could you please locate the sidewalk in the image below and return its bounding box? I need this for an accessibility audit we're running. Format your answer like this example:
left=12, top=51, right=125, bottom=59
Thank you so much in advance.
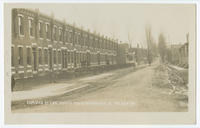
left=12, top=72, right=113, bottom=102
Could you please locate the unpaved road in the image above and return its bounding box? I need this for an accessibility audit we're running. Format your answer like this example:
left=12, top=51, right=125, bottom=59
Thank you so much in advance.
left=13, top=62, right=187, bottom=112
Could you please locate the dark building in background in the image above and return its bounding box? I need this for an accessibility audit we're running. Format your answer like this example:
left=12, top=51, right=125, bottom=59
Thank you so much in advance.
left=167, top=34, right=189, bottom=68
left=117, top=43, right=148, bottom=66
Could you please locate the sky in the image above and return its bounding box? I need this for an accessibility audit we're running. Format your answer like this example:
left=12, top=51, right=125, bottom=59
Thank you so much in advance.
left=25, top=3, right=195, bottom=48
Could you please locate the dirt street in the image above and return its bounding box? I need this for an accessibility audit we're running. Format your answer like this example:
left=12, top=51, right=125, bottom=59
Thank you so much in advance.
left=13, top=61, right=188, bottom=112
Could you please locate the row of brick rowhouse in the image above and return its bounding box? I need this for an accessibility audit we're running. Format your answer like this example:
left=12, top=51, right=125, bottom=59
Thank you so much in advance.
left=12, top=8, right=121, bottom=80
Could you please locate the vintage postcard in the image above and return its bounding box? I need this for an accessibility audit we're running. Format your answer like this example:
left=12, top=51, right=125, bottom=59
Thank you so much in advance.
left=4, top=2, right=196, bottom=124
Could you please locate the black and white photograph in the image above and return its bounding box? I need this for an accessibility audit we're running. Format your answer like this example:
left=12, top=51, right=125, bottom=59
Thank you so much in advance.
left=2, top=1, right=198, bottom=125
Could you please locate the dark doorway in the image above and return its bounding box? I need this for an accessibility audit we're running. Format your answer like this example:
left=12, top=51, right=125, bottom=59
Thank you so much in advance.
left=49, top=48, right=52, bottom=70
left=32, top=48, right=37, bottom=71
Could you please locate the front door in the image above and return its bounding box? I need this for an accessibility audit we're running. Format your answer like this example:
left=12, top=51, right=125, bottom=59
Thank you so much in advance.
left=32, top=48, right=37, bottom=71
left=86, top=52, right=90, bottom=67
left=65, top=50, right=68, bottom=68
left=62, top=50, right=66, bottom=68
left=97, top=53, right=100, bottom=65
left=74, top=51, right=77, bottom=67
left=49, top=48, right=52, bottom=70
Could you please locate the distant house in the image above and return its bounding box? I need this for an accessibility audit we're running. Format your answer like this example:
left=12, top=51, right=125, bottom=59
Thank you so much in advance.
left=118, top=43, right=148, bottom=65
left=170, top=44, right=182, bottom=65
left=170, top=42, right=188, bottom=68
left=179, top=42, right=188, bottom=68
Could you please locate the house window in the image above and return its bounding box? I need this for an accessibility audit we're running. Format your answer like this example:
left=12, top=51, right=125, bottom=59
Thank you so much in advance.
left=53, top=50, right=57, bottom=64
left=38, top=49, right=42, bottom=65
left=71, top=52, right=74, bottom=63
left=99, top=39, right=101, bottom=49
left=18, top=16, right=24, bottom=36
left=44, top=49, right=48, bottom=64
left=68, top=52, right=70, bottom=63
left=77, top=35, right=79, bottom=44
left=105, top=40, right=108, bottom=49
left=27, top=48, right=31, bottom=65
left=80, top=53, right=82, bottom=62
left=97, top=38, right=99, bottom=48
left=74, top=52, right=77, bottom=64
left=11, top=47, right=14, bottom=66
left=53, top=26, right=57, bottom=41
left=81, top=53, right=84, bottom=62
left=28, top=19, right=34, bottom=37
left=76, top=53, right=78, bottom=65
left=39, top=22, right=43, bottom=38
left=79, top=35, right=83, bottom=45
left=93, top=38, right=95, bottom=48
left=58, top=51, right=61, bottom=64
left=74, top=33, right=77, bottom=44
left=75, top=34, right=78, bottom=44
left=59, top=28, right=62, bottom=42
left=111, top=42, right=113, bottom=50
left=83, top=36, right=85, bottom=46
left=65, top=30, right=68, bottom=43
left=90, top=37, right=93, bottom=47
left=76, top=34, right=79, bottom=44
left=91, top=37, right=93, bottom=48
left=18, top=47, right=23, bottom=65
left=95, top=38, right=97, bottom=48
left=102, top=40, right=104, bottom=49
left=46, top=23, right=50, bottom=39
left=79, top=53, right=81, bottom=63
left=112, top=55, right=114, bottom=64
left=69, top=32, right=72, bottom=43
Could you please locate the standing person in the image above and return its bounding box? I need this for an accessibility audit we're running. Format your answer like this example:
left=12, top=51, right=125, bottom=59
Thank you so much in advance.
left=11, top=75, right=15, bottom=92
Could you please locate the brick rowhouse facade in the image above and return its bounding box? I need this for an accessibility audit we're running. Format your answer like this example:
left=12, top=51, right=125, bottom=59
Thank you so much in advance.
left=12, top=8, right=120, bottom=79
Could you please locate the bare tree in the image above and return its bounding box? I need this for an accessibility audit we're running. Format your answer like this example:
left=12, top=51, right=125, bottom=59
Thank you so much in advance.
left=145, top=25, right=154, bottom=65
left=128, top=30, right=134, bottom=48
left=158, top=33, right=167, bottom=62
